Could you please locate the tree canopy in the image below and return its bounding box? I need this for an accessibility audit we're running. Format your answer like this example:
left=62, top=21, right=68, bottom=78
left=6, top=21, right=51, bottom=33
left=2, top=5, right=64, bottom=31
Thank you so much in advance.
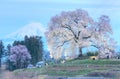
left=9, top=45, right=31, bottom=70
left=46, top=9, right=116, bottom=59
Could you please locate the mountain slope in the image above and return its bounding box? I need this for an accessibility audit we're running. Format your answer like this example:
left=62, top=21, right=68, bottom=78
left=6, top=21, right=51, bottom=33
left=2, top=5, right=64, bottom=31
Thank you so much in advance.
left=5, top=22, right=46, bottom=40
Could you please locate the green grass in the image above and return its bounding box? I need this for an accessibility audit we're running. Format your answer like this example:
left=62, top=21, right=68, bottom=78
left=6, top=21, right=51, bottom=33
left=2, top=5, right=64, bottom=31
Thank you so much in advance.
left=52, top=59, right=120, bottom=67
left=14, top=59, right=120, bottom=77
left=45, top=70, right=91, bottom=76
left=66, top=59, right=120, bottom=65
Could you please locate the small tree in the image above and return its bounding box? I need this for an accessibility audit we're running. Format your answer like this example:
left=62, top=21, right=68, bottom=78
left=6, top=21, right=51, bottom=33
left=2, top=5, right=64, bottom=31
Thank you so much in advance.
left=24, top=36, right=43, bottom=65
left=0, top=40, right=4, bottom=68
left=6, top=44, right=11, bottom=70
left=12, top=36, right=43, bottom=65
left=9, top=45, right=31, bottom=70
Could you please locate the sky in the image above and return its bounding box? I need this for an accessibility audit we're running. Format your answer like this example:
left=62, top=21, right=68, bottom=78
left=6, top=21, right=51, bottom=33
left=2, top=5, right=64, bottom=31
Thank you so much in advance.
left=0, top=0, right=120, bottom=46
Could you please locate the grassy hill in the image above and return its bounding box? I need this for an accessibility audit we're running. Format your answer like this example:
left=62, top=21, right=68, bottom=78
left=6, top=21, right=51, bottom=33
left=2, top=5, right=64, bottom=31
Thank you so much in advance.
left=14, top=59, right=120, bottom=78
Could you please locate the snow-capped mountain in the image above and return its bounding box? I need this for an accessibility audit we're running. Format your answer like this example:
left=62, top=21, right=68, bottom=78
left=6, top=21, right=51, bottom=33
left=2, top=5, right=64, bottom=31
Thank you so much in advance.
left=2, top=22, right=47, bottom=46
left=4, top=22, right=46, bottom=40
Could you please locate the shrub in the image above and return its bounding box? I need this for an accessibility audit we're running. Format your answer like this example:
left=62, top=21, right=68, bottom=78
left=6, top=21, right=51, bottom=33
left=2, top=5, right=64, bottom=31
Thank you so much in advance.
left=87, top=51, right=98, bottom=56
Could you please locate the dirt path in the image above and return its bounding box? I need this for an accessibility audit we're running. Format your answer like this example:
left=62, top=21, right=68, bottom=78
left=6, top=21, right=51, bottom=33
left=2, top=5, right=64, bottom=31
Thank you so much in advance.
left=0, top=65, right=47, bottom=79
left=0, top=65, right=14, bottom=79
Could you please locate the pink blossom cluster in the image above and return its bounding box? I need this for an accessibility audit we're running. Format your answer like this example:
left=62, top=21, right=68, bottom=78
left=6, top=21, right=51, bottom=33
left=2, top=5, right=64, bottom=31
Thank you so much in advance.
left=9, top=45, right=31, bottom=64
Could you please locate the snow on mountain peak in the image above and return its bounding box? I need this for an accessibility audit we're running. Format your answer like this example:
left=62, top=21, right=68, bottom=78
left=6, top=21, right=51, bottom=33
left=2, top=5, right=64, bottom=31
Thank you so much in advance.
left=5, top=22, right=46, bottom=40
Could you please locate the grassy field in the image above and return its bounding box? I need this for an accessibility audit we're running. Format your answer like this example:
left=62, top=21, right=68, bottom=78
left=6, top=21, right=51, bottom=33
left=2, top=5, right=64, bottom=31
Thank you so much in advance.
left=14, top=59, right=120, bottom=78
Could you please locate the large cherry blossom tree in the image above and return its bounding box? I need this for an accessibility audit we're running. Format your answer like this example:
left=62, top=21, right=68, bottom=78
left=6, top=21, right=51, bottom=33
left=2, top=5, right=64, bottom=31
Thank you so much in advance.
left=46, top=9, right=116, bottom=59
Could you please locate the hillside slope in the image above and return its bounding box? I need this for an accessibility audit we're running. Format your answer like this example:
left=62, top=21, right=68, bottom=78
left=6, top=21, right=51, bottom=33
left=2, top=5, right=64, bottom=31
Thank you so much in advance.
left=13, top=59, right=120, bottom=79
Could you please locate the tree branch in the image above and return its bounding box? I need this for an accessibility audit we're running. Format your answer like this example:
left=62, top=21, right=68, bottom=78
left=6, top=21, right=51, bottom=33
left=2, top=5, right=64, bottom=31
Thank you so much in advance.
left=91, top=45, right=99, bottom=49
left=62, top=24, right=79, bottom=43
left=82, top=36, right=91, bottom=39
left=56, top=38, right=73, bottom=49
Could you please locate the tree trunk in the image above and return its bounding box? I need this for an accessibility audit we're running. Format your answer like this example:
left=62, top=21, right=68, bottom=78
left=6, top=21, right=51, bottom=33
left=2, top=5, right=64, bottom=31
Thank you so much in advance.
left=0, top=58, right=1, bottom=68
left=78, top=47, right=82, bottom=58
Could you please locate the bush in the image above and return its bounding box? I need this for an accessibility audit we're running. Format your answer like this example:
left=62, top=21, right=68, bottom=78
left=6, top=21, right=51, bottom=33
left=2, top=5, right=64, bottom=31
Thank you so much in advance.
left=86, top=51, right=98, bottom=56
